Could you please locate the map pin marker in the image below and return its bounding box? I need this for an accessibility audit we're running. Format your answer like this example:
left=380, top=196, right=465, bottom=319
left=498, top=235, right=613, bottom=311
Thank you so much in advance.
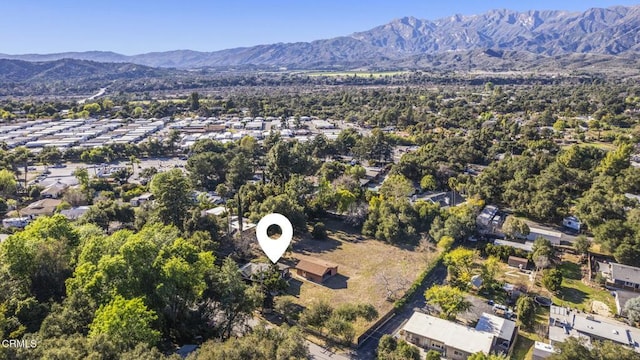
left=256, top=213, right=293, bottom=263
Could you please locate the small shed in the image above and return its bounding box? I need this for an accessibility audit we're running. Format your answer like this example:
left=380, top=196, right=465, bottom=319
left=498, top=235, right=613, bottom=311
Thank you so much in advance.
left=507, top=256, right=529, bottom=270
left=295, top=258, right=338, bottom=283
left=533, top=342, right=557, bottom=360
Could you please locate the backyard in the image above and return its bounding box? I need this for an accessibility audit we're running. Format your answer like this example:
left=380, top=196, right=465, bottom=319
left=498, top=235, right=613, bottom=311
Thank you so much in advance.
left=278, top=219, right=438, bottom=337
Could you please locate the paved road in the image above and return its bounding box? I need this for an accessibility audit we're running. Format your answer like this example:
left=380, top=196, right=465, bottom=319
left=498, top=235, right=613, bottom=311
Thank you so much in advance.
left=78, top=87, right=108, bottom=104
left=354, top=262, right=447, bottom=359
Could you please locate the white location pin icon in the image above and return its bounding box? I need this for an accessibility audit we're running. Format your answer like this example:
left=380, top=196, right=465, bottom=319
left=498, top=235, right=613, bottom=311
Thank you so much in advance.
left=256, top=213, right=293, bottom=263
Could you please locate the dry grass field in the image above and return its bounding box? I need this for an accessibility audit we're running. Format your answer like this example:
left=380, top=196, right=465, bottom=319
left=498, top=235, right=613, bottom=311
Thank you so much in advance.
left=278, top=219, right=437, bottom=336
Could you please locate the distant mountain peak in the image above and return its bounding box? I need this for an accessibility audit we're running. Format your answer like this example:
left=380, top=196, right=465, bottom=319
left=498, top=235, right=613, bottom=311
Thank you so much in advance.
left=1, top=5, right=639, bottom=69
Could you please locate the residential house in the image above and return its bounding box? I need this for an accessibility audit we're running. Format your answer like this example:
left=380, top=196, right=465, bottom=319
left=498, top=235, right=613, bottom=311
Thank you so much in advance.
left=477, top=205, right=500, bottom=234
left=476, top=313, right=518, bottom=353
left=598, top=262, right=640, bottom=291
left=294, top=257, right=338, bottom=284
left=229, top=215, right=256, bottom=233
left=526, top=227, right=563, bottom=246
left=507, top=256, right=529, bottom=270
left=401, top=312, right=516, bottom=359
left=20, top=198, right=61, bottom=218
left=41, top=180, right=68, bottom=199
left=239, top=262, right=290, bottom=283
left=203, top=206, right=227, bottom=217
left=411, top=191, right=465, bottom=208
left=548, top=305, right=640, bottom=352
left=130, top=193, right=154, bottom=207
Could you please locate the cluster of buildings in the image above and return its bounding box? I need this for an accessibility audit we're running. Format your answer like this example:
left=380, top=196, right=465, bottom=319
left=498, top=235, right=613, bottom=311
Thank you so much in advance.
left=0, top=116, right=357, bottom=154
left=0, top=118, right=164, bottom=151
left=167, top=116, right=344, bottom=148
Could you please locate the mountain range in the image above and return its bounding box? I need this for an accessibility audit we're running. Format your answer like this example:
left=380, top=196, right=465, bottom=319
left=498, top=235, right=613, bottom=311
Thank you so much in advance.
left=1, top=5, right=640, bottom=70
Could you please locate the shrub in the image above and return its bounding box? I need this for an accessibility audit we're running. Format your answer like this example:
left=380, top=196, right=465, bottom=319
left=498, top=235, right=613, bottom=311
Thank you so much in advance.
left=311, top=222, right=327, bottom=240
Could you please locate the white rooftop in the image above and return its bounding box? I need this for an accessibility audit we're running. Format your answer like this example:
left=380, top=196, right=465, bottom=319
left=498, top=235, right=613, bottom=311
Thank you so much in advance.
left=402, top=312, right=493, bottom=355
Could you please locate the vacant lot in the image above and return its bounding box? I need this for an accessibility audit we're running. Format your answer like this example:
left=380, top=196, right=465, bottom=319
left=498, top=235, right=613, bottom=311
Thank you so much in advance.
left=281, top=220, right=437, bottom=336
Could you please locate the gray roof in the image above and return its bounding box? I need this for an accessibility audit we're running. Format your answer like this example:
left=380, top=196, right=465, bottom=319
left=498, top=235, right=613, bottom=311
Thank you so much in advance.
left=548, top=305, right=640, bottom=352
left=402, top=312, right=494, bottom=355
left=239, top=262, right=289, bottom=280
left=175, top=344, right=198, bottom=358
left=494, top=239, right=534, bottom=252
left=526, top=227, right=562, bottom=245
left=475, top=312, right=517, bottom=341
left=60, top=206, right=90, bottom=220
left=610, top=263, right=640, bottom=285
left=477, top=205, right=498, bottom=226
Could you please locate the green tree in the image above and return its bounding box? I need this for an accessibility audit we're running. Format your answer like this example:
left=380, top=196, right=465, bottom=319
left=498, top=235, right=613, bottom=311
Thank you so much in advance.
left=353, top=129, right=392, bottom=163
left=573, top=236, right=591, bottom=255
left=274, top=297, right=302, bottom=324
left=425, top=350, right=442, bottom=360
left=150, top=169, right=192, bottom=229
left=420, top=174, right=437, bottom=192
left=597, top=143, right=632, bottom=177
left=516, top=295, right=536, bottom=330
left=335, top=189, right=356, bottom=213
left=532, top=237, right=554, bottom=261
left=299, top=301, right=333, bottom=329
left=468, top=353, right=508, bottom=360
left=188, top=92, right=201, bottom=111
left=0, top=169, right=17, bottom=198
left=443, top=248, right=476, bottom=288
left=377, top=334, right=420, bottom=360
left=311, top=222, right=327, bottom=240
left=380, top=174, right=414, bottom=199
left=83, top=103, right=101, bottom=115
left=165, top=129, right=181, bottom=155
left=1, top=214, right=78, bottom=303
left=192, top=324, right=309, bottom=360
left=39, top=147, right=63, bottom=166
left=624, top=296, right=640, bottom=325
left=73, top=167, right=91, bottom=197
left=214, top=258, right=264, bottom=339
left=437, top=235, right=454, bottom=251
left=502, top=216, right=530, bottom=239
left=424, top=285, right=472, bottom=320
left=481, top=256, right=500, bottom=288
left=549, top=337, right=640, bottom=360
left=88, top=295, right=160, bottom=351
left=542, top=268, right=563, bottom=293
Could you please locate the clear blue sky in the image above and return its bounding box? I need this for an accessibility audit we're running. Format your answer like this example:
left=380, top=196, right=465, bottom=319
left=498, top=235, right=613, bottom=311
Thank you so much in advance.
left=1, top=0, right=637, bottom=55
